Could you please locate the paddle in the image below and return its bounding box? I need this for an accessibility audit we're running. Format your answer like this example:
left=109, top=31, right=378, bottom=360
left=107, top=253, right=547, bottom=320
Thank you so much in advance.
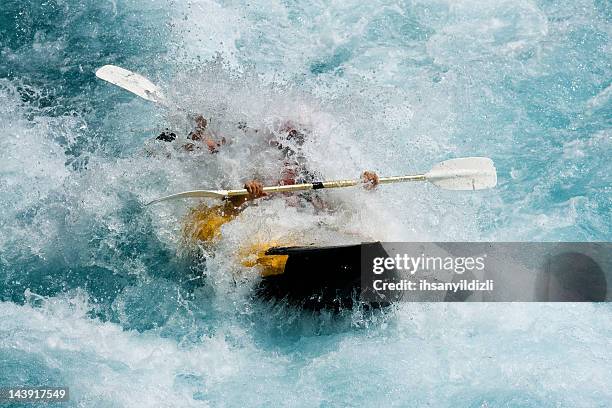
left=95, top=65, right=168, bottom=106
left=146, top=157, right=497, bottom=205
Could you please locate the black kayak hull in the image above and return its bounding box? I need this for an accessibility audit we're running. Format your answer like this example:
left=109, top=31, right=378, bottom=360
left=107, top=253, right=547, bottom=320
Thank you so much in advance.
left=255, top=242, right=391, bottom=311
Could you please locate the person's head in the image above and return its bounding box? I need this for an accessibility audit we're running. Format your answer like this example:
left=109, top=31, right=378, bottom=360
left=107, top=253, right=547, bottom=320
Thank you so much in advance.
left=269, top=123, right=307, bottom=159
left=194, top=114, right=207, bottom=130
left=205, top=137, right=227, bottom=153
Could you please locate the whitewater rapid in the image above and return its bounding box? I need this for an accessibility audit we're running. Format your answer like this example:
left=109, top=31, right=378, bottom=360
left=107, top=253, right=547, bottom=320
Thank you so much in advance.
left=1, top=0, right=610, bottom=406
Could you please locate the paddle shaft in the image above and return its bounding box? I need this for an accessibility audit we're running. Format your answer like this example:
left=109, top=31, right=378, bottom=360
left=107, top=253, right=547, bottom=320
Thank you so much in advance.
left=224, top=174, right=427, bottom=197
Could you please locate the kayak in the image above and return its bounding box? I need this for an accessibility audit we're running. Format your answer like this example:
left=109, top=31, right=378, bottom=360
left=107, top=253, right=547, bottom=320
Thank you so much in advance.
left=183, top=204, right=390, bottom=310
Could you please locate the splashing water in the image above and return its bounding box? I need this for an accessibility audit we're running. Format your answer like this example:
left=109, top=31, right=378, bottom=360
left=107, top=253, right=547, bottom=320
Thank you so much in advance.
left=1, top=0, right=611, bottom=406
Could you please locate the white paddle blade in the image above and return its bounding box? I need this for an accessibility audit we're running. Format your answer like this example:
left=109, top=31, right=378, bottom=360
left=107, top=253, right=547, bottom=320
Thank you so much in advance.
left=146, top=190, right=229, bottom=205
left=96, top=65, right=167, bottom=106
left=425, top=157, right=497, bottom=191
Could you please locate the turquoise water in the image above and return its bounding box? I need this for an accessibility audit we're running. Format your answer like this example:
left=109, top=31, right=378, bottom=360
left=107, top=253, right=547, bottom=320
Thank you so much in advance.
left=1, top=1, right=611, bottom=406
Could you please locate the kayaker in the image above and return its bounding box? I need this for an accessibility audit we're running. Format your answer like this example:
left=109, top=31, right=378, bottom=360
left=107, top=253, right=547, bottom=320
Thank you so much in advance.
left=232, top=120, right=379, bottom=203
left=185, top=120, right=379, bottom=243
left=157, top=116, right=379, bottom=198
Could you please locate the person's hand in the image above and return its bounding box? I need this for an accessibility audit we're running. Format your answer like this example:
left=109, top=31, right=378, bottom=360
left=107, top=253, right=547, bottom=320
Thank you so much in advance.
left=205, top=139, right=218, bottom=153
left=204, top=137, right=226, bottom=153
left=244, top=180, right=266, bottom=198
left=361, top=171, right=379, bottom=190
